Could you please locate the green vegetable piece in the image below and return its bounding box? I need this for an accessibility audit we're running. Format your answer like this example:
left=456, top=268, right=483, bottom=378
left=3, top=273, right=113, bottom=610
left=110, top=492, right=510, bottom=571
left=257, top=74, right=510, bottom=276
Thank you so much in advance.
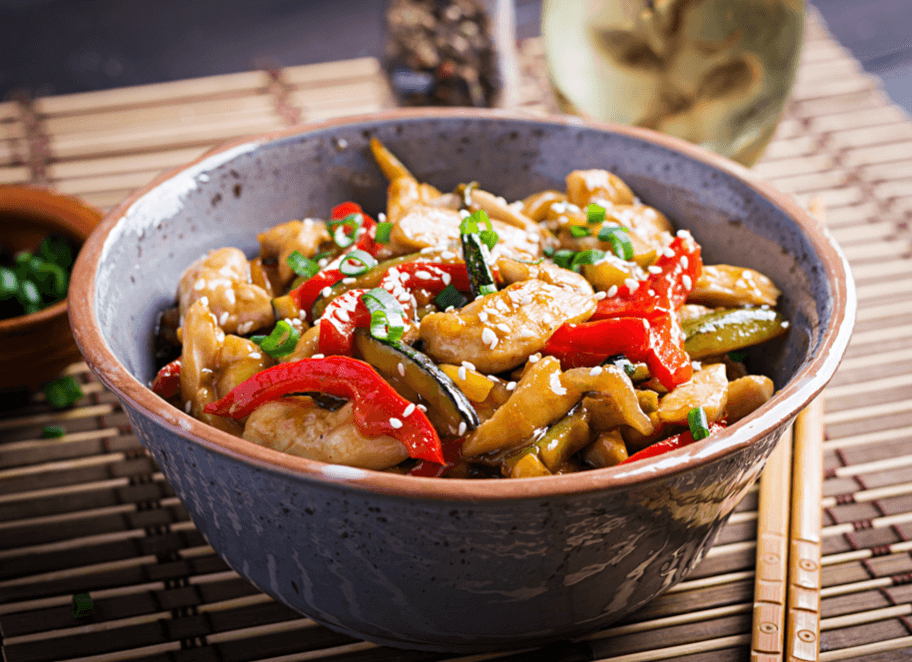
left=328, top=213, right=363, bottom=248
left=460, top=231, right=497, bottom=299
left=683, top=307, right=788, bottom=360
left=587, top=203, right=606, bottom=225
left=361, top=288, right=406, bottom=343
left=569, top=225, right=590, bottom=238
left=504, top=408, right=591, bottom=474
left=339, top=249, right=378, bottom=277
left=688, top=407, right=710, bottom=440
left=44, top=376, right=84, bottom=409
left=18, top=279, right=42, bottom=307
left=40, top=237, right=74, bottom=269
left=0, top=267, right=18, bottom=300
left=250, top=334, right=267, bottom=345
left=287, top=250, right=320, bottom=279
left=42, top=425, right=65, bottom=438
left=375, top=222, right=393, bottom=244
left=570, top=249, right=605, bottom=272
left=72, top=593, right=94, bottom=619
left=35, top=263, right=68, bottom=300
left=259, top=320, right=301, bottom=359
left=552, top=249, right=575, bottom=270
left=598, top=226, right=634, bottom=261
left=434, top=283, right=467, bottom=310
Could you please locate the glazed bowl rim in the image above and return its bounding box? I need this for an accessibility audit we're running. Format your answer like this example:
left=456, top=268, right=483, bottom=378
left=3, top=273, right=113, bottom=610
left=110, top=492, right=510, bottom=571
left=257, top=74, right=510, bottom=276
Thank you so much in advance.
left=69, top=107, right=855, bottom=501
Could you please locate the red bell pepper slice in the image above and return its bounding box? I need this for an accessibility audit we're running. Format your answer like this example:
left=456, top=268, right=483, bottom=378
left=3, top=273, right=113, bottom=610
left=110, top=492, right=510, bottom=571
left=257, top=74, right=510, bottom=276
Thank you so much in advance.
left=593, top=233, right=702, bottom=319
left=318, top=288, right=372, bottom=356
left=151, top=358, right=181, bottom=398
left=407, top=437, right=465, bottom=477
left=203, top=356, right=444, bottom=464
left=332, top=202, right=380, bottom=257
left=388, top=262, right=473, bottom=296
left=621, top=421, right=727, bottom=464
left=541, top=314, right=692, bottom=390
left=289, top=268, right=345, bottom=321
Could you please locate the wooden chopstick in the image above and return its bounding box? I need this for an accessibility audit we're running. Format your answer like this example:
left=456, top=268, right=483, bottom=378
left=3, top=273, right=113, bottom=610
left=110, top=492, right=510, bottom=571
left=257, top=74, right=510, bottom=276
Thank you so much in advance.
left=751, top=199, right=826, bottom=661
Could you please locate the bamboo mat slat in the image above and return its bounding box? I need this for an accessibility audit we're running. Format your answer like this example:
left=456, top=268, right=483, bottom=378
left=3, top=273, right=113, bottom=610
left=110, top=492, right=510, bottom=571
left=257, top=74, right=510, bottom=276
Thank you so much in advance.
left=3, top=7, right=912, bottom=661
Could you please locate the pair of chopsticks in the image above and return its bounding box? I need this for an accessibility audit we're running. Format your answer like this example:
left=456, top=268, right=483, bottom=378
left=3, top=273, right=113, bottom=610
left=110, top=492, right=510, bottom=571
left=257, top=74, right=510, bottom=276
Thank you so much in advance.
left=750, top=200, right=827, bottom=662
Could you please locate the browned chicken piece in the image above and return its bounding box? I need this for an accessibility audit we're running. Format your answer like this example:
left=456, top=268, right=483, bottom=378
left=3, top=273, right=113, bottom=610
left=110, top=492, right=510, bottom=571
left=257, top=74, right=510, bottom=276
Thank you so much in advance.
left=726, top=375, right=774, bottom=423
left=566, top=169, right=635, bottom=207
left=177, top=247, right=274, bottom=335
left=257, top=219, right=331, bottom=285
left=658, top=363, right=729, bottom=425
left=564, top=365, right=654, bottom=436
left=243, top=397, right=409, bottom=469
left=522, top=190, right=565, bottom=222
left=389, top=205, right=541, bottom=260
left=677, top=303, right=714, bottom=323
left=468, top=189, right=550, bottom=243
left=462, top=357, right=581, bottom=456
left=419, top=277, right=595, bottom=373
left=179, top=300, right=271, bottom=436
left=583, top=429, right=629, bottom=468
left=496, top=257, right=594, bottom=296
left=690, top=265, right=781, bottom=307
left=386, top=177, right=444, bottom=224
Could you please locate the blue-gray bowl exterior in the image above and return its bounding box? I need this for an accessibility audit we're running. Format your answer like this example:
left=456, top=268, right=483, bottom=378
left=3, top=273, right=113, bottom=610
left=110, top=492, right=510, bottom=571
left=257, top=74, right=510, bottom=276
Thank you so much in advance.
left=79, top=112, right=852, bottom=651
left=125, top=399, right=785, bottom=651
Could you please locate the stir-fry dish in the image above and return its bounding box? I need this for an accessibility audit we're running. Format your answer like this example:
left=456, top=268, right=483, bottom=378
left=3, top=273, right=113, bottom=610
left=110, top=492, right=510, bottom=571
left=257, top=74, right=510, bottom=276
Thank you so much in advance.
left=152, top=139, right=789, bottom=478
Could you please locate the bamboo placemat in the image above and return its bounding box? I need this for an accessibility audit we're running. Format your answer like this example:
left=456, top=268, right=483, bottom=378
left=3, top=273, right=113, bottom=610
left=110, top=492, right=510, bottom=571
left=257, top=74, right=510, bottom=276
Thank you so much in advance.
left=2, top=9, right=912, bottom=661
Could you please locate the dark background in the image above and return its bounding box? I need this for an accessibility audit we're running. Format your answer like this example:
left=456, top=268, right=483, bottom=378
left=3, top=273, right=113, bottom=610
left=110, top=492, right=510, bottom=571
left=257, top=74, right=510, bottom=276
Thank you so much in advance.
left=1, top=0, right=910, bottom=113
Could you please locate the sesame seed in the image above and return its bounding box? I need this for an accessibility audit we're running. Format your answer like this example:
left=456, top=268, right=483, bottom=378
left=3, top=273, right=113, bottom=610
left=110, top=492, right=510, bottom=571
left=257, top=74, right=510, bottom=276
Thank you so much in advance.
left=200, top=296, right=210, bottom=307
left=458, top=421, right=467, bottom=437
left=389, top=418, right=403, bottom=429
left=378, top=212, right=387, bottom=222
left=458, top=366, right=468, bottom=381
left=607, top=285, right=618, bottom=297
left=404, top=403, right=416, bottom=417
left=648, top=266, right=662, bottom=274
left=249, top=352, right=262, bottom=359
left=682, top=275, right=692, bottom=289
left=318, top=258, right=328, bottom=268
left=662, top=247, right=676, bottom=258
left=420, top=247, right=436, bottom=254
left=336, top=308, right=351, bottom=323
left=441, top=251, right=456, bottom=260
left=396, top=362, right=405, bottom=377
left=593, top=291, right=607, bottom=300
left=481, top=327, right=497, bottom=347
left=528, top=353, right=540, bottom=364
left=225, top=289, right=236, bottom=305
left=590, top=366, right=603, bottom=376
left=184, top=400, right=192, bottom=413
left=442, top=272, right=451, bottom=285
left=506, top=381, right=517, bottom=391
left=478, top=312, right=489, bottom=323
left=219, top=311, right=229, bottom=326
left=312, top=353, right=325, bottom=359
left=321, top=286, right=333, bottom=297
left=417, top=404, right=428, bottom=412
left=201, top=368, right=213, bottom=374
left=416, top=270, right=432, bottom=280
left=676, top=230, right=690, bottom=238
left=459, top=209, right=470, bottom=219
left=648, top=289, right=656, bottom=297
left=194, top=278, right=207, bottom=291
left=519, top=328, right=535, bottom=338
left=497, top=323, right=511, bottom=333
left=781, top=321, right=790, bottom=328
left=681, top=256, right=689, bottom=269
left=461, top=361, right=476, bottom=370
left=343, top=278, right=356, bottom=285
left=541, top=314, right=553, bottom=326
left=625, top=279, right=639, bottom=293
left=520, top=295, right=533, bottom=306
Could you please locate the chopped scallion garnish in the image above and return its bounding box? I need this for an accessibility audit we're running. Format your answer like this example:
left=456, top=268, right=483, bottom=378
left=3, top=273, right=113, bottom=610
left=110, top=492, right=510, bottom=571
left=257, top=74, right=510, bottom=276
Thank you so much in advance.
left=598, top=226, right=634, bottom=261
left=587, top=203, right=606, bottom=225
left=259, top=320, right=300, bottom=358
left=339, top=249, right=378, bottom=277
left=569, top=225, right=590, bottom=238
left=42, top=425, right=65, bottom=438
left=327, top=213, right=363, bottom=249
left=287, top=250, right=320, bottom=279
left=687, top=407, right=711, bottom=441
left=570, top=249, right=606, bottom=272
left=250, top=334, right=267, bottom=345
left=361, top=288, right=406, bottom=343
left=434, top=284, right=468, bottom=310
left=459, top=209, right=494, bottom=235
left=552, top=249, right=576, bottom=270
left=44, top=376, right=84, bottom=409
left=375, top=222, right=393, bottom=244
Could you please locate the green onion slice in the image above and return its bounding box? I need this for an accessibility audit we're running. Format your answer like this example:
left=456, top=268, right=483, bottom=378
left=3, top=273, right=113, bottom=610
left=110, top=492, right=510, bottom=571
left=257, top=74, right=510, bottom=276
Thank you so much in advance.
left=552, top=249, right=576, bottom=270
left=259, top=320, right=300, bottom=358
left=44, top=376, right=84, bottom=409
left=250, top=334, right=267, bottom=345
left=434, top=283, right=467, bottom=310
left=598, top=226, right=634, bottom=261
left=375, top=222, right=393, bottom=244
left=459, top=209, right=493, bottom=235
left=543, top=246, right=556, bottom=258
left=328, top=213, right=363, bottom=249
left=0, top=267, right=18, bottom=300
left=339, top=249, right=378, bottom=277
left=570, top=249, right=606, bottom=272
left=569, top=225, right=590, bottom=238
left=42, top=425, right=65, bottom=438
left=687, top=407, right=711, bottom=441
left=587, top=203, right=606, bottom=225
left=287, top=251, right=320, bottom=279
left=361, top=288, right=406, bottom=343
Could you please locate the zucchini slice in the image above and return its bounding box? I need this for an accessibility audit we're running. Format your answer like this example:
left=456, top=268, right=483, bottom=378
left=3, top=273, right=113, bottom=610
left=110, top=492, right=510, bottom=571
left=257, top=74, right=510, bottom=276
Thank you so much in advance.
left=354, top=329, right=479, bottom=435
left=460, top=232, right=497, bottom=298
left=683, top=307, right=788, bottom=360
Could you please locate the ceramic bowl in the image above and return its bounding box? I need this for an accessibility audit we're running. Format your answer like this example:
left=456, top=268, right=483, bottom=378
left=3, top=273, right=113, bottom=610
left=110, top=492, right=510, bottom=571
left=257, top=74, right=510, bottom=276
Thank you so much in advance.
left=69, top=109, right=854, bottom=652
left=0, top=186, right=102, bottom=390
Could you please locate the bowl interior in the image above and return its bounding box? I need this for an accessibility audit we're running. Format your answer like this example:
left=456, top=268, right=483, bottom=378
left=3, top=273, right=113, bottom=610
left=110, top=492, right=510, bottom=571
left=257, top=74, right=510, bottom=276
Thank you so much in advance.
left=94, top=115, right=841, bottom=399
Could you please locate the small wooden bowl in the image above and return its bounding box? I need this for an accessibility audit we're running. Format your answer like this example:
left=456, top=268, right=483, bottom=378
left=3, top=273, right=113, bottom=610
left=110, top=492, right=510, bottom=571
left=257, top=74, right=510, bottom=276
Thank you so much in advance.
left=0, top=186, right=102, bottom=390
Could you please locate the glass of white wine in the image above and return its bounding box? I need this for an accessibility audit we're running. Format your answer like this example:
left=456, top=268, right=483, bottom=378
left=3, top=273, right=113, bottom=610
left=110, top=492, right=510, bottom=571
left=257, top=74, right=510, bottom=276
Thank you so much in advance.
left=541, top=0, right=805, bottom=166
